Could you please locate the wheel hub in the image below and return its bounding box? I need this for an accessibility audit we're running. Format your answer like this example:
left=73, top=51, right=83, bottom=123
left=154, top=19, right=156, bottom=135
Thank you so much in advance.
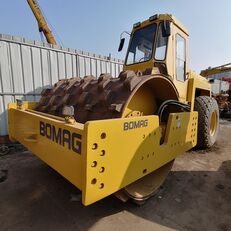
left=210, top=110, right=217, bottom=136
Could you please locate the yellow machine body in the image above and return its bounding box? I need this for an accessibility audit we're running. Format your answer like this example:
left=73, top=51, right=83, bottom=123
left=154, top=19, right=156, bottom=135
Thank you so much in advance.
left=8, top=13, right=218, bottom=206
left=8, top=102, right=197, bottom=205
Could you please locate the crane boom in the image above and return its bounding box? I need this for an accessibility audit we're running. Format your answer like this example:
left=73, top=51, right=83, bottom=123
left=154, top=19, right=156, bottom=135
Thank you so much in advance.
left=27, top=0, right=57, bottom=45
left=201, top=63, right=231, bottom=77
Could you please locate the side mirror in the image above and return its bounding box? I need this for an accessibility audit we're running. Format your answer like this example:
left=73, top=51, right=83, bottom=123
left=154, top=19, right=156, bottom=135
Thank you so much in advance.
left=118, top=38, right=125, bottom=52
left=162, top=21, right=171, bottom=37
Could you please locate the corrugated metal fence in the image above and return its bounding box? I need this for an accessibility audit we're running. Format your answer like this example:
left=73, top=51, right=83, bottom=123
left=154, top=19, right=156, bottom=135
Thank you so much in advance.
left=0, top=34, right=124, bottom=136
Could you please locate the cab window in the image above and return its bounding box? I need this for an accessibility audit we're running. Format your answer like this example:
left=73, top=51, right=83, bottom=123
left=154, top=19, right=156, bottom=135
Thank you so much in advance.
left=176, top=34, right=186, bottom=81
left=126, top=24, right=157, bottom=65
left=155, top=22, right=168, bottom=60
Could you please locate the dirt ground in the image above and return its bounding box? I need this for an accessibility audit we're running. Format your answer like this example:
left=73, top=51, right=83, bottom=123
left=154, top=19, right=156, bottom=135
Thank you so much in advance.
left=0, top=120, right=231, bottom=231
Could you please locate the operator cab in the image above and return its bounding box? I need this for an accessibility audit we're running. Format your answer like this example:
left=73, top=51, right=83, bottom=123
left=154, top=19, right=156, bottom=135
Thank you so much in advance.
left=119, top=14, right=189, bottom=83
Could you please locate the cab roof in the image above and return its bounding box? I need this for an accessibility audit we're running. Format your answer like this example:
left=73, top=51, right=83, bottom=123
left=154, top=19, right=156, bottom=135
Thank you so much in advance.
left=133, top=14, right=189, bottom=36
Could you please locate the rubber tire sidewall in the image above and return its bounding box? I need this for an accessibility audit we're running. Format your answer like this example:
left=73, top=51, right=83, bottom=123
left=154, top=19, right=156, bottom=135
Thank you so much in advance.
left=194, top=96, right=219, bottom=149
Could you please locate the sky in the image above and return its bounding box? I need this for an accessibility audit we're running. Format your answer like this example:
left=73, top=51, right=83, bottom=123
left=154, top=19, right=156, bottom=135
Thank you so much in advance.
left=0, top=0, right=230, bottom=73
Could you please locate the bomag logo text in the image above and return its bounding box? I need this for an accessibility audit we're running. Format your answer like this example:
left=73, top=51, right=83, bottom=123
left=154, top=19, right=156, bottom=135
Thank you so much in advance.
left=124, top=119, right=148, bottom=131
left=39, top=121, right=81, bottom=154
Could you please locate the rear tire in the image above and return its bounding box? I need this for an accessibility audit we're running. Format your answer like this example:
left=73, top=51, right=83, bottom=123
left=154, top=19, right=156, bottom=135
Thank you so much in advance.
left=194, top=96, right=219, bottom=149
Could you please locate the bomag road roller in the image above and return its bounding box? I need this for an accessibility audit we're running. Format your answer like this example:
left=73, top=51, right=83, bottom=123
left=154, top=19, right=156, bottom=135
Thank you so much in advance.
left=8, top=14, right=219, bottom=205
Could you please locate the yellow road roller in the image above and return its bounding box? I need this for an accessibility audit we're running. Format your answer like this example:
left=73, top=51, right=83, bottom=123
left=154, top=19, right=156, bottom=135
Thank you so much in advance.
left=8, top=14, right=219, bottom=205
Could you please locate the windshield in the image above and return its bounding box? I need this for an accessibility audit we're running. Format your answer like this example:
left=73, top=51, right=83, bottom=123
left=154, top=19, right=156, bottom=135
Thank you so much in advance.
left=125, top=24, right=157, bottom=65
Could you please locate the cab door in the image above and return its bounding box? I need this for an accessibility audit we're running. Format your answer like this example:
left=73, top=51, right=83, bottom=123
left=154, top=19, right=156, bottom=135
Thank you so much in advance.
left=172, top=29, right=189, bottom=103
